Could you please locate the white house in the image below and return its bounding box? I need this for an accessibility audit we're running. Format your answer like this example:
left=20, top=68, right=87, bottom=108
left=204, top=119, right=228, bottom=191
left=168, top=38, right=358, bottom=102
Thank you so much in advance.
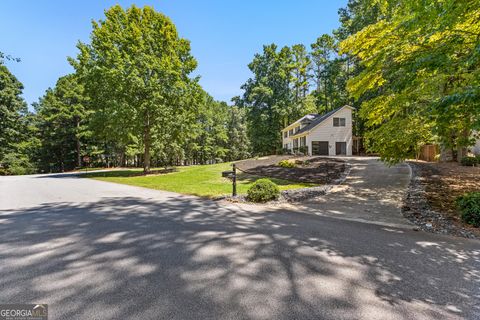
left=471, top=132, right=480, bottom=155
left=282, top=105, right=354, bottom=156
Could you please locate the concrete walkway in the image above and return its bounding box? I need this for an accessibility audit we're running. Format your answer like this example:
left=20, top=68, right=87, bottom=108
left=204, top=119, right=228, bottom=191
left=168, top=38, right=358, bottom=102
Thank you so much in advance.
left=289, top=157, right=413, bottom=228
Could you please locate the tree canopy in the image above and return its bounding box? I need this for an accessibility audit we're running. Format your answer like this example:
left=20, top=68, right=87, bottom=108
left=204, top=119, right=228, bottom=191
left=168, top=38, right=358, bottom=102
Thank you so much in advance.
left=340, top=0, right=480, bottom=163
left=72, top=5, right=199, bottom=172
left=2, top=2, right=479, bottom=175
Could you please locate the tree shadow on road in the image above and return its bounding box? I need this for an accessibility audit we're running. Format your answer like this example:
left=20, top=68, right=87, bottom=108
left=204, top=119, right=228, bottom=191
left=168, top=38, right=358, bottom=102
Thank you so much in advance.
left=0, top=196, right=478, bottom=319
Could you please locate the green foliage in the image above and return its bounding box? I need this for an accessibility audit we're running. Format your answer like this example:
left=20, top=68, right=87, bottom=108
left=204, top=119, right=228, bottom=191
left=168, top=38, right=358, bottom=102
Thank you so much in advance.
left=247, top=178, right=280, bottom=202
left=0, top=152, right=36, bottom=175
left=35, top=74, right=90, bottom=172
left=341, top=0, right=480, bottom=163
left=235, top=44, right=297, bottom=155
left=460, top=156, right=479, bottom=167
left=72, top=5, right=198, bottom=173
left=226, top=106, right=250, bottom=161
left=456, top=192, right=480, bottom=227
left=277, top=159, right=296, bottom=168
left=0, top=62, right=28, bottom=160
left=0, top=61, right=37, bottom=175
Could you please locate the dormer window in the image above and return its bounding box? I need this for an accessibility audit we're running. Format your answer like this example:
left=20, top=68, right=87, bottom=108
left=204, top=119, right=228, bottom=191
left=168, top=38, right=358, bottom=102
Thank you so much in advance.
left=333, top=117, right=346, bottom=127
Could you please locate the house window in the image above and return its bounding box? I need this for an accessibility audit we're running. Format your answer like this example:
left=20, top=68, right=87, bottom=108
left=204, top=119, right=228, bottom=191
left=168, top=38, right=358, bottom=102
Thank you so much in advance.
left=288, top=129, right=293, bottom=136
left=293, top=138, right=299, bottom=148
left=300, top=136, right=306, bottom=147
left=333, top=117, right=346, bottom=127
left=294, top=126, right=300, bottom=134
left=284, top=131, right=288, bottom=138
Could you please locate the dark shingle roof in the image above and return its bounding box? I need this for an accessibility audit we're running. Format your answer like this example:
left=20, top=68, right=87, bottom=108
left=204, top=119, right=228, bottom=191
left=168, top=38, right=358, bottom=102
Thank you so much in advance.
left=293, top=106, right=346, bottom=136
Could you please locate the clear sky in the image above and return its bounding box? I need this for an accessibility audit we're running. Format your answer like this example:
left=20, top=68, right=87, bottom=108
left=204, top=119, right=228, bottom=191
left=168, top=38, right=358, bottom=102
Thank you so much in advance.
left=0, top=0, right=347, bottom=108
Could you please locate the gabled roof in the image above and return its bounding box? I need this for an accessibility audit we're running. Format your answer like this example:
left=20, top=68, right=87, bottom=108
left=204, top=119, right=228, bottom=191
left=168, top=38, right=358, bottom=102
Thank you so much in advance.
left=290, top=105, right=354, bottom=136
left=283, top=113, right=318, bottom=131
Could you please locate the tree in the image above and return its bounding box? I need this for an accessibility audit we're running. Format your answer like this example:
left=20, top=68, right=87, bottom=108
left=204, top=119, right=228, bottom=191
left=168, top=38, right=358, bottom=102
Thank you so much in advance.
left=35, top=74, right=89, bottom=172
left=237, top=44, right=300, bottom=154
left=291, top=44, right=311, bottom=102
left=310, top=34, right=336, bottom=110
left=72, top=5, right=198, bottom=173
left=226, top=106, right=250, bottom=161
left=0, top=63, right=26, bottom=159
left=340, top=0, right=480, bottom=163
left=0, top=62, right=26, bottom=155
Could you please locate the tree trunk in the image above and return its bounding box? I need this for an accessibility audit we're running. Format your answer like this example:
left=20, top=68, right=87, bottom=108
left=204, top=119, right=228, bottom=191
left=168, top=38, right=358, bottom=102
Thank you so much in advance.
left=457, top=128, right=470, bottom=162
left=76, top=119, right=81, bottom=168
left=143, top=112, right=151, bottom=174
left=324, top=77, right=329, bottom=110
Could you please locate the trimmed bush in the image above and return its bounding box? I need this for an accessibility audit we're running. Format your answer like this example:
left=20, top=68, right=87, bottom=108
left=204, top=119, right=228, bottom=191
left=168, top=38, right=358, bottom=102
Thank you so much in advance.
left=460, top=156, right=478, bottom=166
left=278, top=159, right=296, bottom=168
left=247, top=178, right=280, bottom=202
left=456, top=192, right=480, bottom=227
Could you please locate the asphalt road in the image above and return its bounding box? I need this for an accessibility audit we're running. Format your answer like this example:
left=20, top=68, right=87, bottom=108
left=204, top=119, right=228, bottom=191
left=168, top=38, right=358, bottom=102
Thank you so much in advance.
left=0, top=173, right=479, bottom=320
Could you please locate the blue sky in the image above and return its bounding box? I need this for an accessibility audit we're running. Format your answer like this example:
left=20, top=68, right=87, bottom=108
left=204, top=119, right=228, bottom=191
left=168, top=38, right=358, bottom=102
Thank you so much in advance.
left=0, top=0, right=347, bottom=108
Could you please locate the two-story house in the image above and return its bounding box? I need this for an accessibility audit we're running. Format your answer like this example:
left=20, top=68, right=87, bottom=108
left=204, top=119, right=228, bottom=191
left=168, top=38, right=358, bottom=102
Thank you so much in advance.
left=282, top=105, right=354, bottom=156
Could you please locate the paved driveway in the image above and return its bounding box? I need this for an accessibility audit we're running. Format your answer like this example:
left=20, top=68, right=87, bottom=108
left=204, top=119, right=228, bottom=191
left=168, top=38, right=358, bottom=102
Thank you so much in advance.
left=0, top=171, right=479, bottom=319
left=291, top=157, right=413, bottom=227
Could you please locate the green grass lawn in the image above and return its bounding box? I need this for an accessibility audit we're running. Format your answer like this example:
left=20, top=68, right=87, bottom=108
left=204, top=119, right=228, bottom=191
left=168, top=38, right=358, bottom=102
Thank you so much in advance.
left=84, top=162, right=315, bottom=198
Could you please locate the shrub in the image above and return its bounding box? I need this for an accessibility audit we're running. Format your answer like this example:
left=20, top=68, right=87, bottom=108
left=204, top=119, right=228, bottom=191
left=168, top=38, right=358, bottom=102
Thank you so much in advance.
left=0, top=153, right=36, bottom=175
left=278, top=159, right=296, bottom=168
left=247, top=178, right=280, bottom=202
left=298, top=146, right=308, bottom=155
left=456, top=192, right=480, bottom=227
left=460, top=156, right=478, bottom=166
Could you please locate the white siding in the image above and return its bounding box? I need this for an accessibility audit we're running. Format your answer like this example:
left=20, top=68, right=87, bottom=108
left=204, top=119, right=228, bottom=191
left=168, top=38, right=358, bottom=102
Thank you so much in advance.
left=305, top=107, right=353, bottom=156
left=472, top=136, right=480, bottom=155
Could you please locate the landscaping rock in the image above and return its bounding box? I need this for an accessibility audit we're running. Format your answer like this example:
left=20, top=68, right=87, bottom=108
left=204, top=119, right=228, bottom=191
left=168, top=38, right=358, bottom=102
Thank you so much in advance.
left=402, top=162, right=477, bottom=239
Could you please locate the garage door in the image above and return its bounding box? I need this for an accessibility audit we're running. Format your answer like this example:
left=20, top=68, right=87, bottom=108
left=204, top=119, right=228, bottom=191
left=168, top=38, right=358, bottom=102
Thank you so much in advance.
left=312, top=141, right=329, bottom=155
left=336, top=142, right=347, bottom=155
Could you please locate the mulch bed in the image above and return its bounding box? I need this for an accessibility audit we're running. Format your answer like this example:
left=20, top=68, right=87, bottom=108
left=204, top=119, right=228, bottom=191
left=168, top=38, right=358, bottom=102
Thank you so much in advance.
left=403, top=161, right=480, bottom=238
left=236, top=156, right=346, bottom=184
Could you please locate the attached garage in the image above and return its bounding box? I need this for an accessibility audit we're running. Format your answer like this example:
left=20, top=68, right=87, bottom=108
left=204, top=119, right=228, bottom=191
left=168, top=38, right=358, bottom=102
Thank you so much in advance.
left=312, top=141, right=329, bottom=155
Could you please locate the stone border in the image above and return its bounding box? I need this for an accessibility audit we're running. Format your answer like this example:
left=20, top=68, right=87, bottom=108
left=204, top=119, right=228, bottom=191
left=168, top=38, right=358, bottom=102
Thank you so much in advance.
left=402, top=162, right=477, bottom=239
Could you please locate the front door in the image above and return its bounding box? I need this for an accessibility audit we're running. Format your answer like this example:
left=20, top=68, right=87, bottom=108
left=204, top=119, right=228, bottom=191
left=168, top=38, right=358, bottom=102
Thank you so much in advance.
left=312, top=141, right=329, bottom=155
left=336, top=142, right=347, bottom=155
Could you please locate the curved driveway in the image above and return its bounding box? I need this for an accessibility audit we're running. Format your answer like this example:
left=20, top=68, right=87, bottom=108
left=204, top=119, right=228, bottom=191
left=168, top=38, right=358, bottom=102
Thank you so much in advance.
left=292, top=157, right=413, bottom=227
left=0, top=164, right=479, bottom=320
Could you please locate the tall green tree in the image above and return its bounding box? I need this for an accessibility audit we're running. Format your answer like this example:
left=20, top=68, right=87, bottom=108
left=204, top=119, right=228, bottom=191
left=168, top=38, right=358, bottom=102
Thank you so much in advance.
left=341, top=0, right=480, bottom=163
left=0, top=62, right=27, bottom=160
left=35, top=74, right=89, bottom=172
left=291, top=44, right=311, bottom=102
left=0, top=57, right=38, bottom=175
left=72, top=5, right=198, bottom=173
left=310, top=34, right=336, bottom=110
left=236, top=44, right=299, bottom=154
left=226, top=106, right=250, bottom=161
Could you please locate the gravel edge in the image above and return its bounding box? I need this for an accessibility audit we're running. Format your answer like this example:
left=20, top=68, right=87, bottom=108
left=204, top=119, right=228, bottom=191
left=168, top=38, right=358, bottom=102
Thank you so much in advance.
left=402, top=162, right=477, bottom=239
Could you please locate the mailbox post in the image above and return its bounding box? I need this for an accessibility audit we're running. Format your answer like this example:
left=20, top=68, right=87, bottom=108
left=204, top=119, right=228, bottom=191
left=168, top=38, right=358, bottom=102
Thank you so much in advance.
left=221, top=164, right=237, bottom=197
left=232, top=163, right=237, bottom=197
